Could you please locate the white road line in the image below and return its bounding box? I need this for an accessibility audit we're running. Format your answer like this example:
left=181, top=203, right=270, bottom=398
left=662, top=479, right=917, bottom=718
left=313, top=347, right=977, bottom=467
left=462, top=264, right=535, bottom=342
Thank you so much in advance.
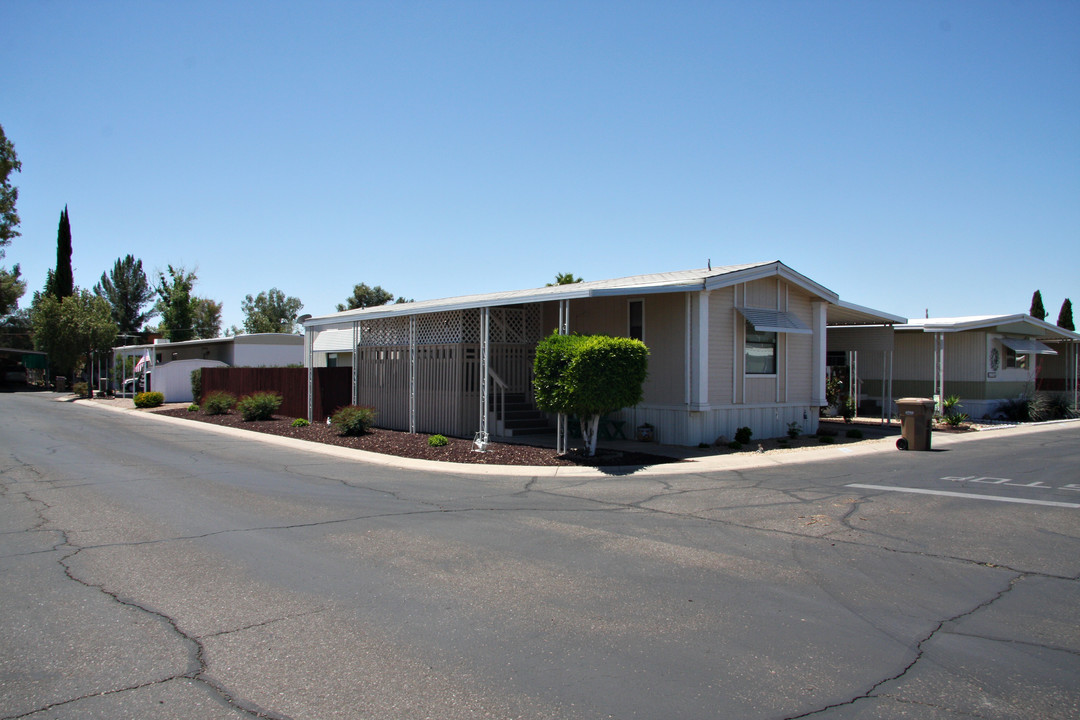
left=845, top=484, right=1080, bottom=509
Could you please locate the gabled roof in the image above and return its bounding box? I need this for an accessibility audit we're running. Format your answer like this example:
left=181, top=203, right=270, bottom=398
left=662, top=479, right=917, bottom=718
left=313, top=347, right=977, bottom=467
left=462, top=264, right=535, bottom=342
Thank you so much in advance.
left=305, top=261, right=843, bottom=328
left=897, top=314, right=1080, bottom=341
left=827, top=300, right=907, bottom=326
left=115, top=333, right=304, bottom=352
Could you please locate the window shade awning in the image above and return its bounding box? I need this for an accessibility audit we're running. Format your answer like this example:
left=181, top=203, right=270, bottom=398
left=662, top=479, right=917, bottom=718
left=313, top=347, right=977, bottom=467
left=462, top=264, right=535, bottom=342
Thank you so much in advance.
left=1000, top=337, right=1057, bottom=355
left=312, top=328, right=356, bottom=352
left=736, top=307, right=813, bottom=334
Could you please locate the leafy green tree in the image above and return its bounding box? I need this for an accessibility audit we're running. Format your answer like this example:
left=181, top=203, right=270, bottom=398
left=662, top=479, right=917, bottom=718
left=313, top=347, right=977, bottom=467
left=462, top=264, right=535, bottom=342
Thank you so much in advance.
left=336, top=283, right=398, bottom=311
left=1030, top=290, right=1047, bottom=321
left=1057, top=299, right=1075, bottom=332
left=240, top=288, right=303, bottom=334
left=0, top=123, right=20, bottom=255
left=0, top=264, right=25, bottom=316
left=0, top=308, right=32, bottom=350
left=546, top=272, right=584, bottom=286
left=154, top=265, right=196, bottom=341
left=54, top=206, right=74, bottom=300
left=192, top=296, right=223, bottom=339
left=533, top=333, right=648, bottom=456
left=94, top=255, right=155, bottom=334
left=31, top=289, right=117, bottom=394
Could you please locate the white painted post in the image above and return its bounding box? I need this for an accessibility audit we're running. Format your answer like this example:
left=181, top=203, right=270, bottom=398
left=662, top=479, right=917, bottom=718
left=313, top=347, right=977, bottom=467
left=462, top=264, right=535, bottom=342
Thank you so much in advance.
left=351, top=322, right=359, bottom=407
left=409, top=316, right=416, bottom=434
left=476, top=307, right=490, bottom=451
left=305, top=326, right=314, bottom=423
left=556, top=300, right=569, bottom=455
left=811, top=301, right=827, bottom=407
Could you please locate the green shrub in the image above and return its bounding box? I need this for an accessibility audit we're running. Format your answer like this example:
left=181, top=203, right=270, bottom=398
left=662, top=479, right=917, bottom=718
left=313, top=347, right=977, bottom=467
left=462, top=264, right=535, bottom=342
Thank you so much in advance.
left=734, top=426, right=753, bottom=444
left=203, top=391, right=237, bottom=415
left=72, top=381, right=89, bottom=397
left=727, top=441, right=742, bottom=450
left=134, top=391, right=164, bottom=408
left=1030, top=392, right=1076, bottom=422
left=332, top=405, right=377, bottom=436
left=697, top=442, right=710, bottom=449
left=786, top=422, right=801, bottom=439
left=428, top=434, right=449, bottom=447
left=846, top=428, right=864, bottom=439
left=533, top=332, right=649, bottom=456
left=291, top=418, right=310, bottom=428
left=237, top=392, right=282, bottom=421
left=188, top=403, right=199, bottom=412
left=996, top=397, right=1030, bottom=422
left=943, top=412, right=969, bottom=427
left=190, top=368, right=202, bottom=404
left=842, top=398, right=856, bottom=422
left=819, top=435, right=835, bottom=444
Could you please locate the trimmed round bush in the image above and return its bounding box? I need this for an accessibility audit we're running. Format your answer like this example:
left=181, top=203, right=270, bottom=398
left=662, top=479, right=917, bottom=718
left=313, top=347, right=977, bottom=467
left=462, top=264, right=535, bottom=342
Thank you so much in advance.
left=331, top=405, right=377, bottom=436
left=291, top=418, right=310, bottom=428
left=734, top=426, right=753, bottom=444
left=428, top=434, right=449, bottom=447
left=237, top=392, right=282, bottom=422
left=187, top=403, right=199, bottom=412
left=134, top=391, right=164, bottom=409
left=203, top=391, right=237, bottom=415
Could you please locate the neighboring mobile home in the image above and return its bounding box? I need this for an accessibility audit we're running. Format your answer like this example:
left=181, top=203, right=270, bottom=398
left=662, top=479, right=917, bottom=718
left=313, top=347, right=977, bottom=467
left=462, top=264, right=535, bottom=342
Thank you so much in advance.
left=302, top=262, right=899, bottom=447
left=854, top=314, right=1079, bottom=419
left=115, top=333, right=304, bottom=402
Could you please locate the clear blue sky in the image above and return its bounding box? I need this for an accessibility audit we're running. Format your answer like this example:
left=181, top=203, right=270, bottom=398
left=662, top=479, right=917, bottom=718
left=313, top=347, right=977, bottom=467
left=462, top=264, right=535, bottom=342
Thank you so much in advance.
left=3, top=1, right=1078, bottom=333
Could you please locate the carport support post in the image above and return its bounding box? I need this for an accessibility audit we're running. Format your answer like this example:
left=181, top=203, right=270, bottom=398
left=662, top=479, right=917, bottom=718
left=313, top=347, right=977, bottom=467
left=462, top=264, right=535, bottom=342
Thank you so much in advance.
left=478, top=307, right=490, bottom=445
left=305, top=326, right=314, bottom=423
left=352, top=321, right=359, bottom=407
left=409, top=316, right=417, bottom=434
left=933, top=332, right=945, bottom=412
left=556, top=299, right=570, bottom=455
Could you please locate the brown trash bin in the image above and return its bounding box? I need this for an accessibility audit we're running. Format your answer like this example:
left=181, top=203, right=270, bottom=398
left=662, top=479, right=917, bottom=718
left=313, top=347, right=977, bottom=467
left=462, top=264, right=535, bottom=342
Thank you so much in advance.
left=895, top=397, right=935, bottom=450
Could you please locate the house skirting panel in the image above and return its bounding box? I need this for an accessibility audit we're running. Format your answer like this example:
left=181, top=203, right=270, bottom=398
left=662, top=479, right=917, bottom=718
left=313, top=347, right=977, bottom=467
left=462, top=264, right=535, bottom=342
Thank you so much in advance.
left=613, top=404, right=819, bottom=446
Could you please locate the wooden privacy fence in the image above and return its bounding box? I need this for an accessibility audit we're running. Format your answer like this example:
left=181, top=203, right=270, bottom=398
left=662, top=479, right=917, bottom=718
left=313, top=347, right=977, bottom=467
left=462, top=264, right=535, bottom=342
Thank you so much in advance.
left=200, top=367, right=352, bottom=420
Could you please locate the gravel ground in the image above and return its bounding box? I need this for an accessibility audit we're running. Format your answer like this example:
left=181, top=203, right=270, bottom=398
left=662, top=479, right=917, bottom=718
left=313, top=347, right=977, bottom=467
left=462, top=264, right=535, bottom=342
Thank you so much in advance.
left=79, top=395, right=941, bottom=468
left=153, top=407, right=683, bottom=467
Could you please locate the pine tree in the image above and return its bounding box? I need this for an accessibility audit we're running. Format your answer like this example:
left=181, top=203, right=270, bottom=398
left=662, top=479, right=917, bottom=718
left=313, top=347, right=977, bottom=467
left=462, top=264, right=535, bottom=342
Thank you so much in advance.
left=94, top=255, right=155, bottom=335
left=54, top=206, right=73, bottom=300
left=1057, top=299, right=1075, bottom=332
left=1029, top=290, right=1047, bottom=321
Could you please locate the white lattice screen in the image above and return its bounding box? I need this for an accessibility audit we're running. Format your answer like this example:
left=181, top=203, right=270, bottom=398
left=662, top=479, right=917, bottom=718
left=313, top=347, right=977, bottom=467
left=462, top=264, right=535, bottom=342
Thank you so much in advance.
left=357, top=305, right=542, bottom=347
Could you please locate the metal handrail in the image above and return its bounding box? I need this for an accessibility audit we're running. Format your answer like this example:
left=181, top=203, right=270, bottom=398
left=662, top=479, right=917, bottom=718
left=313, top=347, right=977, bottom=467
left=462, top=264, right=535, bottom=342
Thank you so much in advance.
left=488, top=368, right=508, bottom=434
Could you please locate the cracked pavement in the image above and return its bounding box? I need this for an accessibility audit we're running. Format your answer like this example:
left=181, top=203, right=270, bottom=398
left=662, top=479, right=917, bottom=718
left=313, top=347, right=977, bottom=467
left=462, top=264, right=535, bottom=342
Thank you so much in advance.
left=1, top=391, right=1078, bottom=719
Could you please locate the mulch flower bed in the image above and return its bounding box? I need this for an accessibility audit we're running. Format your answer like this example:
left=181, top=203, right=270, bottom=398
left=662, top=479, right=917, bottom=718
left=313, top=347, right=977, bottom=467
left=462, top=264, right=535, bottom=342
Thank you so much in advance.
left=154, top=408, right=682, bottom=468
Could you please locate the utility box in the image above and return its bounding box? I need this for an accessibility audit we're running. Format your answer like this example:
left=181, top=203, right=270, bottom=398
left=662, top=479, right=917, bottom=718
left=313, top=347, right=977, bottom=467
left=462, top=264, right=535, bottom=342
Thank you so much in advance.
left=896, top=397, right=935, bottom=451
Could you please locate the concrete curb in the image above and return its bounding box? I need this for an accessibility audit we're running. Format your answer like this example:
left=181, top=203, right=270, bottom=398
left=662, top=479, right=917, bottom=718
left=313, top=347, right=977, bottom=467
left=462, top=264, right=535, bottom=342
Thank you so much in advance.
left=74, top=399, right=1079, bottom=478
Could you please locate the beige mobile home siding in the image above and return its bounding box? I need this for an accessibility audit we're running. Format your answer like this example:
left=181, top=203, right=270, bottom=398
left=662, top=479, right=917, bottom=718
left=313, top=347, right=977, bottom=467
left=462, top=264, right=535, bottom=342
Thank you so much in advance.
left=708, top=288, right=735, bottom=405
left=893, top=332, right=935, bottom=382
left=640, top=293, right=686, bottom=404
left=946, top=332, right=987, bottom=381
left=785, top=291, right=814, bottom=403
left=744, top=277, right=778, bottom=307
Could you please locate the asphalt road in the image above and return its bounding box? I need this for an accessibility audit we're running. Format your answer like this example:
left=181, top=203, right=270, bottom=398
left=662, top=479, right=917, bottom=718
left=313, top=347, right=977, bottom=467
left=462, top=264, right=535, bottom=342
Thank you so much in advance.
left=1, top=391, right=1078, bottom=720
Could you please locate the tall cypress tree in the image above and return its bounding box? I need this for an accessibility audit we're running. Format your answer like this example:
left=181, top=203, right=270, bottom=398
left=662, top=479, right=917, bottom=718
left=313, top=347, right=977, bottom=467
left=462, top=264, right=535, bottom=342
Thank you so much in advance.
left=1057, top=299, right=1075, bottom=332
left=53, top=206, right=73, bottom=300
left=1029, top=290, right=1047, bottom=321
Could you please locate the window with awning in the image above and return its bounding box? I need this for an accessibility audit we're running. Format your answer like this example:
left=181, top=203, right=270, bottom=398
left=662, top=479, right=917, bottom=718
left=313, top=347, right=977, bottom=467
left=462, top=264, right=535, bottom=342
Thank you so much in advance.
left=999, top=337, right=1057, bottom=356
left=735, top=307, right=812, bottom=334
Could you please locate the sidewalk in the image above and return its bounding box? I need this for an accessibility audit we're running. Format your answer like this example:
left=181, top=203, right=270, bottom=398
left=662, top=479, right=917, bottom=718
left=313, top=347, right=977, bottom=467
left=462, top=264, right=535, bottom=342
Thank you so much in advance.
left=73, top=395, right=1079, bottom=478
